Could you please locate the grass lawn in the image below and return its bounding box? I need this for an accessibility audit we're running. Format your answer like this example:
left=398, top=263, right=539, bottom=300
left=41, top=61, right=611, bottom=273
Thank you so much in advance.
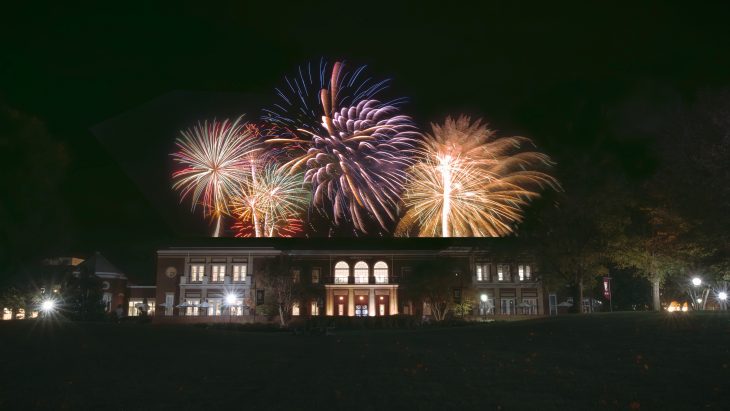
left=1, top=312, right=729, bottom=410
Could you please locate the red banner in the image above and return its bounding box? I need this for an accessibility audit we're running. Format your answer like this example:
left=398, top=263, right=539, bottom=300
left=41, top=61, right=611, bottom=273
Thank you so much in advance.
left=603, top=277, right=612, bottom=300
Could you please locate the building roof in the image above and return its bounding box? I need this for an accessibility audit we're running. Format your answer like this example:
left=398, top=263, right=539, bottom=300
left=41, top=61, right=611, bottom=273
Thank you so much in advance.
left=82, top=252, right=128, bottom=280
left=159, top=237, right=537, bottom=257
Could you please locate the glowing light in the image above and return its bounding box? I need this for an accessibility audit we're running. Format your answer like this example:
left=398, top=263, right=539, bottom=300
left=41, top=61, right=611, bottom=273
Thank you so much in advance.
left=225, top=294, right=237, bottom=305
left=264, top=60, right=419, bottom=234
left=480, top=294, right=488, bottom=302
left=691, top=277, right=702, bottom=287
left=171, top=116, right=261, bottom=236
left=40, top=300, right=55, bottom=312
left=397, top=116, right=559, bottom=237
left=697, top=298, right=703, bottom=304
left=719, top=292, right=728, bottom=301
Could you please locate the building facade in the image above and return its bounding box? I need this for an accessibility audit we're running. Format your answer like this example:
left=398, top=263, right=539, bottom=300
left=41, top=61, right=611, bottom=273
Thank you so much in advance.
left=154, top=238, right=546, bottom=320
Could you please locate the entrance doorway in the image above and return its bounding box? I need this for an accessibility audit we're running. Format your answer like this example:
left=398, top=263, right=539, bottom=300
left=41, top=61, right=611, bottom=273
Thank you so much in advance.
left=376, top=295, right=389, bottom=316
left=355, top=304, right=368, bottom=317
left=335, top=295, right=347, bottom=316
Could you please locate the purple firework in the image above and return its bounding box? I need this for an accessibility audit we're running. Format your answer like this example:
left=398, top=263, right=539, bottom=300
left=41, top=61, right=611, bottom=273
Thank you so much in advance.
left=266, top=61, right=419, bottom=233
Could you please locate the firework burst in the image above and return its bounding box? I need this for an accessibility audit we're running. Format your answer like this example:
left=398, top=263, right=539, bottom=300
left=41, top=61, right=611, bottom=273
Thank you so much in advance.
left=264, top=60, right=419, bottom=233
left=230, top=163, right=310, bottom=237
left=171, top=116, right=261, bottom=236
left=397, top=116, right=559, bottom=237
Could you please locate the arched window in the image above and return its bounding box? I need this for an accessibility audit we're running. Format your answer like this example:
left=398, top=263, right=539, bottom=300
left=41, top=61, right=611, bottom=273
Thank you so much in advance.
left=374, top=261, right=388, bottom=284
left=354, top=261, right=369, bottom=284
left=334, top=261, right=349, bottom=284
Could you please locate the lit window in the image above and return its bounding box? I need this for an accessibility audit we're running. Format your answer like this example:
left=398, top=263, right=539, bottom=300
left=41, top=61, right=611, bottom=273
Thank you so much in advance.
left=310, top=301, right=319, bottom=315
left=335, top=261, right=349, bottom=284
left=190, top=265, right=205, bottom=282
left=500, top=298, right=514, bottom=315
left=40, top=287, right=46, bottom=295
left=128, top=299, right=155, bottom=316
left=525, top=265, right=531, bottom=280
left=232, top=264, right=247, bottom=282
left=292, top=269, right=300, bottom=283
left=497, top=265, right=504, bottom=281
left=211, top=265, right=226, bottom=282
left=354, top=261, right=368, bottom=284
left=518, top=265, right=525, bottom=281
left=311, top=268, right=320, bottom=284
left=292, top=302, right=300, bottom=316
left=374, top=261, right=388, bottom=284
left=186, top=298, right=199, bottom=316
left=476, top=265, right=483, bottom=281
left=476, top=264, right=490, bottom=282
left=3, top=308, right=12, bottom=320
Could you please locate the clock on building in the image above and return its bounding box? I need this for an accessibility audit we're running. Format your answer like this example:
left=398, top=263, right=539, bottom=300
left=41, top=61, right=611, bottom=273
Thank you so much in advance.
left=165, top=267, right=177, bottom=279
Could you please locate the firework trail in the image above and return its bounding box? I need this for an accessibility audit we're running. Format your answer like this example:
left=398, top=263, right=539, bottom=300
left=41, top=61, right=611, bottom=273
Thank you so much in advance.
left=171, top=116, right=261, bottom=237
left=264, top=60, right=419, bottom=234
left=230, top=163, right=309, bottom=237
left=397, top=116, right=559, bottom=237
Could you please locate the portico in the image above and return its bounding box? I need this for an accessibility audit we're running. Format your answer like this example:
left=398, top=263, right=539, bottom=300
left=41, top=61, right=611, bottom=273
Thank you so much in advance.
left=325, top=284, right=399, bottom=316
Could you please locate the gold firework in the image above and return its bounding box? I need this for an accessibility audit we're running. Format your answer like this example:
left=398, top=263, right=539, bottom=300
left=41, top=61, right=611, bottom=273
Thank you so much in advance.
left=397, top=116, right=559, bottom=237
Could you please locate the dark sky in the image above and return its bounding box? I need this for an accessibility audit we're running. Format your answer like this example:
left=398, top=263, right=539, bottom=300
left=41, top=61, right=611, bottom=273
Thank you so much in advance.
left=2, top=1, right=730, bottom=281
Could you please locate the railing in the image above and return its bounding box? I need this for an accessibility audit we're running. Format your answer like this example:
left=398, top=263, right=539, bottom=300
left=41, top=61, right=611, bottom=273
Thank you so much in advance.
left=326, top=276, right=397, bottom=285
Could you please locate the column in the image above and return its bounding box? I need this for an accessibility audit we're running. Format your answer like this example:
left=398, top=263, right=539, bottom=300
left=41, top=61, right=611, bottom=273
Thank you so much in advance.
left=347, top=288, right=354, bottom=317
left=516, top=287, right=522, bottom=315
left=390, top=287, right=398, bottom=315
left=368, top=288, right=376, bottom=317
left=326, top=288, right=334, bottom=316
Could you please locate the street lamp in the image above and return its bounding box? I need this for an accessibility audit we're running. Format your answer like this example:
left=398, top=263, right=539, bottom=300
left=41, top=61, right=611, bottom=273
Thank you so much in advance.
left=692, top=277, right=702, bottom=287
left=40, top=299, right=55, bottom=313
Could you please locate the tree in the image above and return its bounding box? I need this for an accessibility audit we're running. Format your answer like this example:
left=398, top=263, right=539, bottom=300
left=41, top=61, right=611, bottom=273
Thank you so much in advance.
left=0, top=286, right=37, bottom=319
left=258, top=255, right=300, bottom=327
left=406, top=259, right=467, bottom=321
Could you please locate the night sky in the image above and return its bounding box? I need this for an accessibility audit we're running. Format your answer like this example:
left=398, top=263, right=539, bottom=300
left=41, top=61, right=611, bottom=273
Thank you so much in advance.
left=2, top=2, right=730, bottom=282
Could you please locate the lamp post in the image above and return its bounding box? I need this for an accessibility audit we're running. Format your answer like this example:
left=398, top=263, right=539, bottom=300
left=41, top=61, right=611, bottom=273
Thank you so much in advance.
left=480, top=293, right=488, bottom=321
left=690, top=277, right=710, bottom=311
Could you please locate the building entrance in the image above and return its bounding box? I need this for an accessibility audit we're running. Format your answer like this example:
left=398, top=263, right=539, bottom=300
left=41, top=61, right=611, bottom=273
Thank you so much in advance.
left=355, top=304, right=368, bottom=317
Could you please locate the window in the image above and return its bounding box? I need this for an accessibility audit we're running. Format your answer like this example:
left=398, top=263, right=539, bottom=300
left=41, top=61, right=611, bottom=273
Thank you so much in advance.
left=232, top=264, right=247, bottom=282
left=401, top=266, right=412, bottom=282
left=311, top=267, right=321, bottom=284
left=497, top=265, right=510, bottom=281
left=228, top=298, right=244, bottom=316
left=525, top=265, right=531, bottom=280
left=40, top=287, right=46, bottom=295
left=500, top=298, right=515, bottom=315
left=310, top=301, right=319, bottom=315
left=208, top=299, right=222, bottom=316
left=165, top=293, right=174, bottom=316
left=190, top=265, right=204, bottom=282
left=186, top=299, right=199, bottom=316
left=374, top=261, right=388, bottom=284
left=292, top=302, right=300, bottom=316
left=3, top=308, right=12, bottom=320
left=211, top=265, right=225, bottom=282
left=335, top=261, right=349, bottom=284
left=518, top=265, right=525, bottom=281
left=522, top=298, right=537, bottom=315
left=102, top=292, right=112, bottom=312
left=354, top=261, right=368, bottom=284
left=292, top=269, right=300, bottom=283
left=476, top=264, right=490, bottom=282
left=128, top=299, right=143, bottom=316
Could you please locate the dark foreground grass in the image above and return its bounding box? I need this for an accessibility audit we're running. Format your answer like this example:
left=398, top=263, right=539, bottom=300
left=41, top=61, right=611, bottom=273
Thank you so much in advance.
left=1, top=312, right=729, bottom=410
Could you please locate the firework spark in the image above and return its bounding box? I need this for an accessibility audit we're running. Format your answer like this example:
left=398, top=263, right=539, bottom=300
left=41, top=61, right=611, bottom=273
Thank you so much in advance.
left=397, top=116, right=559, bottom=237
left=171, top=116, right=261, bottom=236
left=230, top=163, right=310, bottom=237
left=264, top=60, right=419, bottom=233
